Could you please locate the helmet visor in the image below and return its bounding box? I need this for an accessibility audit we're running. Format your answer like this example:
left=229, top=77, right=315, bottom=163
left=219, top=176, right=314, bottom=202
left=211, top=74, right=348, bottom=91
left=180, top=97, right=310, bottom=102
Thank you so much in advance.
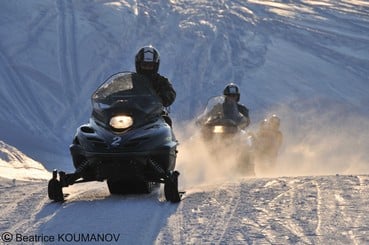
left=143, top=50, right=154, bottom=61
left=228, top=86, right=238, bottom=94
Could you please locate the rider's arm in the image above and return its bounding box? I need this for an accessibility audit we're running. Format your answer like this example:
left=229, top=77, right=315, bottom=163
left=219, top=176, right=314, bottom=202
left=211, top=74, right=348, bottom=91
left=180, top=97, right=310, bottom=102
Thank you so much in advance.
left=153, top=74, right=176, bottom=107
left=238, top=104, right=250, bottom=128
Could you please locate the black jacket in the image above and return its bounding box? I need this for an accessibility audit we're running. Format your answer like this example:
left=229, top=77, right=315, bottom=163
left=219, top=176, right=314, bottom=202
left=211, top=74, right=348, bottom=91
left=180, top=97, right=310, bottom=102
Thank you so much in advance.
left=237, top=103, right=250, bottom=128
left=222, top=98, right=250, bottom=127
left=237, top=103, right=249, bottom=119
left=144, top=73, right=176, bottom=107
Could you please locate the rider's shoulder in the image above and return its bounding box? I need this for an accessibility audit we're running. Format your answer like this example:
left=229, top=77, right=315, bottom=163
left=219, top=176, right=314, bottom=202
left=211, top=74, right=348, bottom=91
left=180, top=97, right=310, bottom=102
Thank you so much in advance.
left=155, top=73, right=168, bottom=80
left=237, top=103, right=249, bottom=110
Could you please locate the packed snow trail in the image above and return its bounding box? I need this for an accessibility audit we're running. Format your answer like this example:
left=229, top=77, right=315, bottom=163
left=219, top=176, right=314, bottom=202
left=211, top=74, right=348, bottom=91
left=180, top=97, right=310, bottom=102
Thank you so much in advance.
left=156, top=175, right=369, bottom=244
left=2, top=175, right=369, bottom=244
left=0, top=179, right=50, bottom=236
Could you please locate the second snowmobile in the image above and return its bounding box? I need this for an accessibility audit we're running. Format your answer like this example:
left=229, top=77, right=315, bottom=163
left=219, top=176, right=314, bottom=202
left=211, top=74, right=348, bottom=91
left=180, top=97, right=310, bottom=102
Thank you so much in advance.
left=196, top=96, right=255, bottom=175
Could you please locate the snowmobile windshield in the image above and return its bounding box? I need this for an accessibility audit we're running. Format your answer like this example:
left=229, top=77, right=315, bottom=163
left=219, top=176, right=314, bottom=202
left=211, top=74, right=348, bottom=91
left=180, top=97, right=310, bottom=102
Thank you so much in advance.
left=198, top=96, right=246, bottom=127
left=91, top=72, right=163, bottom=126
left=92, top=72, right=159, bottom=103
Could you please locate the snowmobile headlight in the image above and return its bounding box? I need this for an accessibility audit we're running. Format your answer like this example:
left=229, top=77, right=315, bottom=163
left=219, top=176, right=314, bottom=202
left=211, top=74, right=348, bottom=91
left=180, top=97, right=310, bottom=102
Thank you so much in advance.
left=213, top=126, right=225, bottom=133
left=109, top=115, right=133, bottom=130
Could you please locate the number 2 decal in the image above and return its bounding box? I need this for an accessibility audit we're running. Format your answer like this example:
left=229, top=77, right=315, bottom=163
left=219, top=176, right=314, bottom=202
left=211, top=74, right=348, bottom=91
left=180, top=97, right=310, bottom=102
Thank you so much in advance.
left=111, top=136, right=122, bottom=147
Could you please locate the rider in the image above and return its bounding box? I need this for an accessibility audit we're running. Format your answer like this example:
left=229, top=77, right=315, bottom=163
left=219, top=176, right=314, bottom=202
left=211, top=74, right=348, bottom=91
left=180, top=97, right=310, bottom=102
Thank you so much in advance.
left=255, top=114, right=283, bottom=163
left=196, top=83, right=250, bottom=129
left=135, top=45, right=176, bottom=107
left=222, top=83, right=250, bottom=129
left=135, top=45, right=176, bottom=125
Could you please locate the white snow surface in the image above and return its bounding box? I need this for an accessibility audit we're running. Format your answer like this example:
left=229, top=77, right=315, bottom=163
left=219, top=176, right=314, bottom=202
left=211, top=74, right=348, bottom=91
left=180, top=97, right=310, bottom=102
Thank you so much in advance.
left=0, top=141, right=49, bottom=181
left=1, top=0, right=369, bottom=244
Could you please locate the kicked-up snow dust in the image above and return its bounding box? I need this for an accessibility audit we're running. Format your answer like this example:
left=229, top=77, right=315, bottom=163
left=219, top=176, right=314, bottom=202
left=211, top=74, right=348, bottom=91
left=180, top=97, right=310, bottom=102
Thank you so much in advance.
left=273, top=101, right=369, bottom=177
left=174, top=100, right=369, bottom=189
left=174, top=122, right=256, bottom=189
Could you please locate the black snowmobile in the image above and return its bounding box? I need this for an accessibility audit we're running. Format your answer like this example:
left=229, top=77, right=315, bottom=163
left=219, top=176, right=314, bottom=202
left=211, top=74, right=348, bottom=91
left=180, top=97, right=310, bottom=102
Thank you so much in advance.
left=48, top=72, right=181, bottom=202
left=196, top=96, right=255, bottom=175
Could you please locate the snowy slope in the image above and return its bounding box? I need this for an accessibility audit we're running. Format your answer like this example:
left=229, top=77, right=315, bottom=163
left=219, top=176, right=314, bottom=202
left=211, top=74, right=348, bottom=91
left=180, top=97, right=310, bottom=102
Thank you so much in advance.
left=1, top=0, right=369, bottom=244
left=0, top=141, right=49, bottom=181
left=1, top=0, right=368, bottom=167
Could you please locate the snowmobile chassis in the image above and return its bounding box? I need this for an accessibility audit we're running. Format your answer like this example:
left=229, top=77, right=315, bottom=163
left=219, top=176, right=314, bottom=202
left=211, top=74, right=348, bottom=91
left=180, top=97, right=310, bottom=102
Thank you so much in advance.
left=48, top=158, right=182, bottom=203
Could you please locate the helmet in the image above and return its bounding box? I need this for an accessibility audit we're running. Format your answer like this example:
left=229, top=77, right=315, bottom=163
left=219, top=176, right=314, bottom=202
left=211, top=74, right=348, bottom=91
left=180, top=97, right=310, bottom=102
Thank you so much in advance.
left=223, top=83, right=240, bottom=102
left=269, top=114, right=280, bottom=129
left=260, top=118, right=268, bottom=129
left=135, top=45, right=160, bottom=75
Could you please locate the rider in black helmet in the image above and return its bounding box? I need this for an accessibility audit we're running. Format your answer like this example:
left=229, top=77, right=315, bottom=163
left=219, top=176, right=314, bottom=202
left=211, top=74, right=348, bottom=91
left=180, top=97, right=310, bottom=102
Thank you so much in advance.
left=223, top=83, right=250, bottom=128
left=135, top=45, right=176, bottom=107
left=195, top=83, right=251, bottom=129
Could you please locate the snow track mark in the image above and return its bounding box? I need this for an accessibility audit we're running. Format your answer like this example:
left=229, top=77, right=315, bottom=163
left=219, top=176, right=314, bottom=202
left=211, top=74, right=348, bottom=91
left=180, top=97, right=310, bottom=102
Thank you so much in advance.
left=314, top=175, right=369, bottom=244
left=0, top=181, right=49, bottom=234
left=157, top=175, right=369, bottom=244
